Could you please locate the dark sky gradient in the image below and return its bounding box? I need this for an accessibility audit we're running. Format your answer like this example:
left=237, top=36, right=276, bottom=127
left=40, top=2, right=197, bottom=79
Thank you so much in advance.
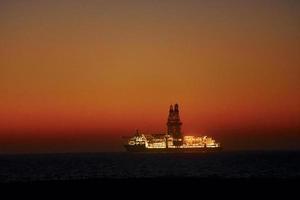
left=1, top=0, right=300, bottom=153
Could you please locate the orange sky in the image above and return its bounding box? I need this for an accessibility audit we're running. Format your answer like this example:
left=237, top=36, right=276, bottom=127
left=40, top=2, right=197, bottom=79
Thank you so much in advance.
left=1, top=0, right=300, bottom=153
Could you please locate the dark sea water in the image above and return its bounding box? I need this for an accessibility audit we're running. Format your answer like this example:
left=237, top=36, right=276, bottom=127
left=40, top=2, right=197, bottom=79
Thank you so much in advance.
left=1, top=151, right=300, bottom=183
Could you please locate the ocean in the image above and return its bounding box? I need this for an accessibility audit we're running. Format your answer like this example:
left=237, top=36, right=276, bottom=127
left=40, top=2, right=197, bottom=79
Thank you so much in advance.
left=1, top=151, right=300, bottom=183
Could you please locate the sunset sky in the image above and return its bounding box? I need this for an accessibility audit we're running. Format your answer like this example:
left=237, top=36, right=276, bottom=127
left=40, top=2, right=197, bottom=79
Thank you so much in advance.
left=1, top=0, right=300, bottom=153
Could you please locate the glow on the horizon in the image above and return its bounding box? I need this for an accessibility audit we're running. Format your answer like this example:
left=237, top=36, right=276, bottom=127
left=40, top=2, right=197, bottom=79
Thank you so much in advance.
left=0, top=0, right=300, bottom=152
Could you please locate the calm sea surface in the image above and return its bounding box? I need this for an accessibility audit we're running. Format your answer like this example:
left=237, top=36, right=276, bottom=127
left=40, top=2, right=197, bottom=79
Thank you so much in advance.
left=1, top=151, right=300, bottom=182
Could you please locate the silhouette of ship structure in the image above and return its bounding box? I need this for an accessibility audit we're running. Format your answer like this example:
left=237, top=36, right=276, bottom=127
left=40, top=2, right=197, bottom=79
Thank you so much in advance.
left=124, top=104, right=222, bottom=153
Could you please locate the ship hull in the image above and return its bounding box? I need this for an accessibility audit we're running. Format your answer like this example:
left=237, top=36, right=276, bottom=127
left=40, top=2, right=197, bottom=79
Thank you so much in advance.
left=124, top=145, right=222, bottom=153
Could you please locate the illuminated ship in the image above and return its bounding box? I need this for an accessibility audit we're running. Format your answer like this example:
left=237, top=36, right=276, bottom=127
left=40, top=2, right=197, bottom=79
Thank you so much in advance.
left=123, top=104, right=222, bottom=153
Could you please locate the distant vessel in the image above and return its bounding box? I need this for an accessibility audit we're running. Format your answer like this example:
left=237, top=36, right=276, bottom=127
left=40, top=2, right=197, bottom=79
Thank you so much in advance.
left=123, top=104, right=222, bottom=153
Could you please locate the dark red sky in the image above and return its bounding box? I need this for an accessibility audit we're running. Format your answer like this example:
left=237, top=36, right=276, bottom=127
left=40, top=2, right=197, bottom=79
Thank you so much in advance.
left=1, top=0, right=300, bottom=153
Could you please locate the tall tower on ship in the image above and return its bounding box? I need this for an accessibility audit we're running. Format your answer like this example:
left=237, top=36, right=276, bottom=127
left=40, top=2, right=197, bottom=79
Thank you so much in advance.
left=167, top=104, right=183, bottom=146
